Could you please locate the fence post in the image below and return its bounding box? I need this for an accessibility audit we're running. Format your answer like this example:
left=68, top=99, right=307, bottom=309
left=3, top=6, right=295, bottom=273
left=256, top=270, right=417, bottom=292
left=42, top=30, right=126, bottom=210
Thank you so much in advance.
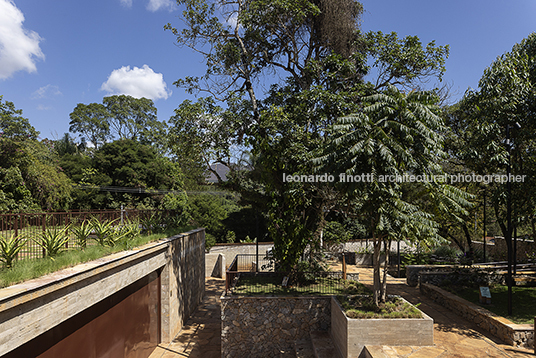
left=342, top=253, right=347, bottom=281
left=42, top=214, right=46, bottom=258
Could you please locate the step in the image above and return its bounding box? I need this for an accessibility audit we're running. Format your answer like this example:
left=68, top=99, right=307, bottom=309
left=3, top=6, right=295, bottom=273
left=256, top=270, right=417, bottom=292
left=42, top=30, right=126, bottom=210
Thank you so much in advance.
left=295, top=337, right=315, bottom=358
left=310, top=331, right=341, bottom=358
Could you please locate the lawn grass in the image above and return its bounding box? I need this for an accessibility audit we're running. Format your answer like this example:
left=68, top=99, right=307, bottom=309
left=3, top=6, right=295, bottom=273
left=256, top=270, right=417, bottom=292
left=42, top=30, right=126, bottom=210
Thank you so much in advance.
left=0, top=226, right=195, bottom=289
left=452, top=285, right=536, bottom=324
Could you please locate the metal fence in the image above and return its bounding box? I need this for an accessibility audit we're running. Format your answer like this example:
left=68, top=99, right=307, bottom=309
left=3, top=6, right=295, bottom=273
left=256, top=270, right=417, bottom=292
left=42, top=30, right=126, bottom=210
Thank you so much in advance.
left=230, top=271, right=350, bottom=296
left=0, top=209, right=179, bottom=261
left=225, top=253, right=353, bottom=295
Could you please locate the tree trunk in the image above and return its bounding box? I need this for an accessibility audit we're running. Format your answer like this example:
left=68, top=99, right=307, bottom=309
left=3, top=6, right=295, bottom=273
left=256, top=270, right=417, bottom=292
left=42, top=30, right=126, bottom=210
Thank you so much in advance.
left=381, top=238, right=391, bottom=303
left=372, top=234, right=382, bottom=306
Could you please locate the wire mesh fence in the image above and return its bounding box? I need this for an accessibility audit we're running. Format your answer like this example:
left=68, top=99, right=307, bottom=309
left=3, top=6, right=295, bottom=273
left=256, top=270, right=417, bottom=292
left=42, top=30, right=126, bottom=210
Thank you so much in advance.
left=225, top=254, right=356, bottom=295
left=230, top=271, right=351, bottom=296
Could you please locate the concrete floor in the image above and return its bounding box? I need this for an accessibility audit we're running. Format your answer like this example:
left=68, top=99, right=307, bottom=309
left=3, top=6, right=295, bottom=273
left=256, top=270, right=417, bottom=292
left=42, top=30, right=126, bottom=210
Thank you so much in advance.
left=149, top=268, right=535, bottom=358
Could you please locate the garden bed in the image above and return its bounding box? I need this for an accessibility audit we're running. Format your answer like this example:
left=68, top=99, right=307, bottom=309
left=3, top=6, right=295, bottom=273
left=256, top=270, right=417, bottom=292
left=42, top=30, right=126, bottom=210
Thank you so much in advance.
left=331, top=296, right=433, bottom=358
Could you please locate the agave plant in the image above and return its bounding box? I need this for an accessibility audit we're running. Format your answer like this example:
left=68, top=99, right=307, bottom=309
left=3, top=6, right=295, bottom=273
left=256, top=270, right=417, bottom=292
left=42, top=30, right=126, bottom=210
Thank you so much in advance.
left=90, top=218, right=117, bottom=247
left=35, top=226, right=71, bottom=258
left=0, top=233, right=26, bottom=269
left=70, top=220, right=93, bottom=249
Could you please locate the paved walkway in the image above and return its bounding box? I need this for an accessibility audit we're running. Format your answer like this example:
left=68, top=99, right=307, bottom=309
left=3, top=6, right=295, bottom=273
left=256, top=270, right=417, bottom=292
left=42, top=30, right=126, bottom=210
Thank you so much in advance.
left=149, top=278, right=224, bottom=358
left=150, top=271, right=534, bottom=358
left=343, top=266, right=534, bottom=358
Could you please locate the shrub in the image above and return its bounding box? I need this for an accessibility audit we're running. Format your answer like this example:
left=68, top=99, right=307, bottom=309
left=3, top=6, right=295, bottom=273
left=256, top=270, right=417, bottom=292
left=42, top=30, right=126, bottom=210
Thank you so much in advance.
left=205, top=233, right=217, bottom=252
left=0, top=234, right=26, bottom=269
left=90, top=218, right=118, bottom=247
left=35, top=226, right=71, bottom=258
left=70, top=221, right=93, bottom=249
left=432, top=245, right=461, bottom=260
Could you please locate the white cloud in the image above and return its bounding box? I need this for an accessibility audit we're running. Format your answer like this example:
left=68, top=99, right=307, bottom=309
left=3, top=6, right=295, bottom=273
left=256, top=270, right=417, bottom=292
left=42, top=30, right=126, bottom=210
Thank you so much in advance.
left=147, top=0, right=175, bottom=12
left=36, top=104, right=52, bottom=111
left=32, top=84, right=62, bottom=99
left=0, top=0, right=44, bottom=80
left=120, top=0, right=133, bottom=8
left=100, top=64, right=172, bottom=100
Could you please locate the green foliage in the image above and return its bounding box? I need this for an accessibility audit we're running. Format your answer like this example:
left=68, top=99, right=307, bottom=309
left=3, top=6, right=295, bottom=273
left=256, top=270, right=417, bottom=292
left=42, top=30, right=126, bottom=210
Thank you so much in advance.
left=90, top=218, right=118, bottom=247
left=225, top=230, right=236, bottom=243
left=35, top=226, right=71, bottom=258
left=338, top=295, right=422, bottom=319
left=0, top=95, right=39, bottom=140
left=70, top=221, right=93, bottom=249
left=0, top=234, right=26, bottom=269
left=205, top=233, right=217, bottom=252
left=69, top=102, right=110, bottom=149
left=432, top=245, right=461, bottom=260
left=103, top=95, right=167, bottom=148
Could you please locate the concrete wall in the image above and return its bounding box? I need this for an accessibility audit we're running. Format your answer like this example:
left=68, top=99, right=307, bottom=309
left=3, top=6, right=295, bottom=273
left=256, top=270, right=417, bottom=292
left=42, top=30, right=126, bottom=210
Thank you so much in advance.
left=208, top=242, right=274, bottom=269
left=221, top=295, right=331, bottom=358
left=205, top=253, right=225, bottom=278
left=331, top=297, right=433, bottom=358
left=0, top=228, right=205, bottom=357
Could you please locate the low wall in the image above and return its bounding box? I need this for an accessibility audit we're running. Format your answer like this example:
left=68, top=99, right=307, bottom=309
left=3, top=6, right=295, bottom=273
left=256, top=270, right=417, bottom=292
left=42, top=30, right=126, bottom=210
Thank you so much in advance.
left=0, top=229, right=205, bottom=357
left=331, top=297, right=433, bottom=357
left=206, top=253, right=225, bottom=278
left=208, top=242, right=274, bottom=268
left=221, top=295, right=331, bottom=358
left=420, top=283, right=534, bottom=349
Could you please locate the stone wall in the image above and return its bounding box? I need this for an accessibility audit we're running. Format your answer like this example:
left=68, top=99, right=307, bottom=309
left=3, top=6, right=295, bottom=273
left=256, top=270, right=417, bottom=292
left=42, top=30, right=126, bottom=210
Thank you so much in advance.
left=473, top=237, right=535, bottom=261
left=0, top=228, right=205, bottom=356
left=420, top=283, right=534, bottom=349
left=221, top=295, right=331, bottom=358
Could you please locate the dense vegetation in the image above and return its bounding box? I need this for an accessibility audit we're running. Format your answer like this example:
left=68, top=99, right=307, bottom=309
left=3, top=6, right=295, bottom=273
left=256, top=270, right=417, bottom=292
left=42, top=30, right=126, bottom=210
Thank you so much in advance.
left=2, top=0, right=536, bottom=307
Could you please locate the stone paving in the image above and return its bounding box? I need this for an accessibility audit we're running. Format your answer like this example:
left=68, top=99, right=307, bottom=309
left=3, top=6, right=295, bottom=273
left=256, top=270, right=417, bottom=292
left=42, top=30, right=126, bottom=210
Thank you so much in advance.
left=148, top=278, right=224, bottom=358
left=345, top=266, right=534, bottom=358
left=149, top=270, right=535, bottom=358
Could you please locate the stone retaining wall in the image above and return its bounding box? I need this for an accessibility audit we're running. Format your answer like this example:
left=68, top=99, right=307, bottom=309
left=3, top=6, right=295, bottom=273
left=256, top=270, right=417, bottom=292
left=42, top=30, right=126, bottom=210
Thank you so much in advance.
left=221, top=295, right=331, bottom=358
left=420, top=283, right=534, bottom=349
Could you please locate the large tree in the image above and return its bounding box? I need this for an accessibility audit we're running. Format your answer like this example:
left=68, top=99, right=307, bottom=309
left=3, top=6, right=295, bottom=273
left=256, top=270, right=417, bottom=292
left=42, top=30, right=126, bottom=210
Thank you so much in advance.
left=166, top=0, right=450, bottom=272
left=69, top=103, right=110, bottom=149
left=455, top=33, right=536, bottom=241
left=317, top=87, right=471, bottom=304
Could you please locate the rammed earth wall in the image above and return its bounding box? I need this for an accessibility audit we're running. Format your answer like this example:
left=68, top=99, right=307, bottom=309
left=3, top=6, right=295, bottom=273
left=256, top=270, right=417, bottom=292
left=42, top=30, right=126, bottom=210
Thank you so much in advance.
left=221, top=295, right=331, bottom=358
left=420, top=283, right=534, bottom=349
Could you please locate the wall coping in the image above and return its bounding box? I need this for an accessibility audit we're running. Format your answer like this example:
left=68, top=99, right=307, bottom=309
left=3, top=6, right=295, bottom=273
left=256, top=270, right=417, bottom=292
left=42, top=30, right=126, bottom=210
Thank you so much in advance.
left=0, top=228, right=204, bottom=312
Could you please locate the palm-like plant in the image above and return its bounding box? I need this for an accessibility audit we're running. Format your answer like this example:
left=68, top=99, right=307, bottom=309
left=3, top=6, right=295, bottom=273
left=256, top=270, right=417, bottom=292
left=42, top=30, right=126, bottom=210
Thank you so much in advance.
left=35, top=226, right=71, bottom=258
left=0, top=234, right=26, bottom=269
left=90, top=218, right=117, bottom=247
left=318, top=86, right=470, bottom=306
left=71, top=220, right=93, bottom=249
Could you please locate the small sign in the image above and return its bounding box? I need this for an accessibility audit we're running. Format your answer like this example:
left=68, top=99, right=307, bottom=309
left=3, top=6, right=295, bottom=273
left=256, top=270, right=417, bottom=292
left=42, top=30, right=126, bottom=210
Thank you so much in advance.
left=479, top=286, right=492, bottom=304
left=282, top=276, right=289, bottom=287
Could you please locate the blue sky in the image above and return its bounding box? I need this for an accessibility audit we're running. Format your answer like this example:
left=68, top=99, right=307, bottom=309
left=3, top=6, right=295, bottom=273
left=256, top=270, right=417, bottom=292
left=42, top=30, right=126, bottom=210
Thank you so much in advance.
left=0, top=0, right=535, bottom=140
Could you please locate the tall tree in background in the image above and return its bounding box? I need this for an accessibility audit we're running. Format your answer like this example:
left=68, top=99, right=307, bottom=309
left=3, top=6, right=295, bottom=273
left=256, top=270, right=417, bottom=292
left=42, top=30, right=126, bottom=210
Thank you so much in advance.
left=69, top=102, right=110, bottom=149
left=456, top=33, right=536, bottom=241
left=0, top=96, right=72, bottom=211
